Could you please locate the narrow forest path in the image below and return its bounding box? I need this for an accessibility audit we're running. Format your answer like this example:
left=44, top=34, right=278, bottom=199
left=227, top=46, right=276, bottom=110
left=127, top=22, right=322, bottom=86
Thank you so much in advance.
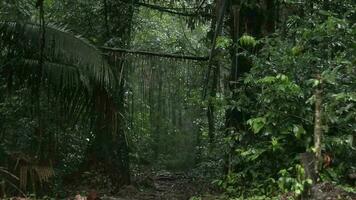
left=108, top=171, right=217, bottom=200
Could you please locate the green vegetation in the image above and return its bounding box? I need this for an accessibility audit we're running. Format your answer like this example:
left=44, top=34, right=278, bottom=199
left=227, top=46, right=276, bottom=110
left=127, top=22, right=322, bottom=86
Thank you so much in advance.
left=0, top=0, right=355, bottom=199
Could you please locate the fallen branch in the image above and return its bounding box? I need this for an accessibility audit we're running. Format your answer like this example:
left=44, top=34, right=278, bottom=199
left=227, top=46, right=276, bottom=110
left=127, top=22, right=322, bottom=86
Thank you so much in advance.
left=118, top=0, right=212, bottom=18
left=100, top=47, right=209, bottom=61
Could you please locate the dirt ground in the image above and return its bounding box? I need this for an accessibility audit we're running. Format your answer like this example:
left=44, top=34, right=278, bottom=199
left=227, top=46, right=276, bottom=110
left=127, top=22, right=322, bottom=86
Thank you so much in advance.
left=108, top=171, right=217, bottom=200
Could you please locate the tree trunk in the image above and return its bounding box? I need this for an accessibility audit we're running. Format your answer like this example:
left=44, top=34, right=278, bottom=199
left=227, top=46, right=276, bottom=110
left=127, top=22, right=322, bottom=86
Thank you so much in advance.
left=313, top=81, right=323, bottom=181
left=206, top=0, right=227, bottom=148
left=84, top=0, right=135, bottom=188
left=86, top=82, right=130, bottom=187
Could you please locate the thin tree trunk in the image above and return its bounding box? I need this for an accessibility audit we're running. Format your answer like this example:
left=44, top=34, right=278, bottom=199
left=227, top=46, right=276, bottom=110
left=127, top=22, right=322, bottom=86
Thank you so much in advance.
left=264, top=0, right=276, bottom=34
left=207, top=61, right=219, bottom=148
left=103, top=0, right=110, bottom=38
left=313, top=78, right=323, bottom=180
left=205, top=0, right=227, bottom=148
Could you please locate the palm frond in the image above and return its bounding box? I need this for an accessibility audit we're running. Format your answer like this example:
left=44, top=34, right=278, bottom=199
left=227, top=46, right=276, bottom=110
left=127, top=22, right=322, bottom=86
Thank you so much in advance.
left=0, top=21, right=115, bottom=89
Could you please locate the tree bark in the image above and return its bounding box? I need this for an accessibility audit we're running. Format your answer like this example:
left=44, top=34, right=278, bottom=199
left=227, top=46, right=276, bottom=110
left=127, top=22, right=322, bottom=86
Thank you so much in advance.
left=313, top=80, right=323, bottom=180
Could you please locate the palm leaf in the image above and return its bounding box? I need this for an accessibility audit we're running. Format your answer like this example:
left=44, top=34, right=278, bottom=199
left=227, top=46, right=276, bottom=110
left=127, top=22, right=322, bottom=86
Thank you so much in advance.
left=0, top=21, right=115, bottom=89
left=0, top=21, right=117, bottom=120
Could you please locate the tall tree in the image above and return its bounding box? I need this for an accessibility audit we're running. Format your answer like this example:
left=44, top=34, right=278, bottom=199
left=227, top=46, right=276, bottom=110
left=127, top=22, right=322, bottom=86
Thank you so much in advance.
left=86, top=0, right=137, bottom=187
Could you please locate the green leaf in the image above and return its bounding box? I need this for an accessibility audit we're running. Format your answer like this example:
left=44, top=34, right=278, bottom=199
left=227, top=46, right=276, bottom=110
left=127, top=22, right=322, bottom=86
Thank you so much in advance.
left=216, top=36, right=232, bottom=49
left=257, top=76, right=276, bottom=84
left=247, top=117, right=266, bottom=134
left=293, top=125, right=306, bottom=139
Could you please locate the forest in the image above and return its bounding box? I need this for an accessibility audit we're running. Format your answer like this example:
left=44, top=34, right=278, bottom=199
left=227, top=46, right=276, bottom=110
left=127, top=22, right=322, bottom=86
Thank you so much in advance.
left=0, top=0, right=355, bottom=199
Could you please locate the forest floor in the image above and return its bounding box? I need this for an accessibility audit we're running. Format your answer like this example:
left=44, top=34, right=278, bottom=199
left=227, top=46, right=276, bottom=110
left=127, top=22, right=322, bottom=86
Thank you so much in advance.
left=110, top=170, right=219, bottom=200
left=8, top=170, right=355, bottom=200
left=89, top=172, right=356, bottom=200
left=66, top=170, right=220, bottom=200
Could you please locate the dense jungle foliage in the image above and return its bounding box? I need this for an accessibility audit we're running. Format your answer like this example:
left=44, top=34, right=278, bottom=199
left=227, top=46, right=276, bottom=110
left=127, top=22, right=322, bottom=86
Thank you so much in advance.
left=0, top=0, right=355, bottom=199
